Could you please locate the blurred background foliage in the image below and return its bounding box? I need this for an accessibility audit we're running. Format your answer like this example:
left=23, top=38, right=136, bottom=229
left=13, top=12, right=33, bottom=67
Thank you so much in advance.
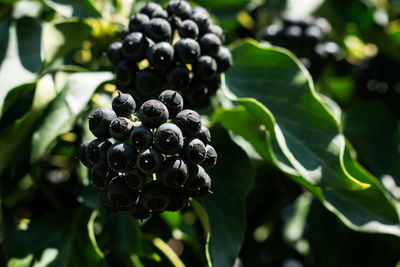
left=1, top=0, right=400, bottom=266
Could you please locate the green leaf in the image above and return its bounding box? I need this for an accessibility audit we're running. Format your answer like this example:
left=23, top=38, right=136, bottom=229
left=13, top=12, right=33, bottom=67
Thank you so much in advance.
left=192, top=125, right=255, bottom=267
left=30, top=71, right=113, bottom=163
left=42, top=0, right=101, bottom=18
left=4, top=208, right=104, bottom=267
left=0, top=17, right=43, bottom=116
left=192, top=0, right=249, bottom=10
left=42, top=21, right=92, bottom=67
left=285, top=0, right=325, bottom=19
left=224, top=40, right=368, bottom=190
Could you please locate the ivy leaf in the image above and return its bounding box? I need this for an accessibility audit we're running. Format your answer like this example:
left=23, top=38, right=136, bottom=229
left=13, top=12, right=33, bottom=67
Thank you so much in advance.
left=4, top=208, right=105, bottom=267
left=42, top=0, right=101, bottom=18
left=193, top=125, right=255, bottom=267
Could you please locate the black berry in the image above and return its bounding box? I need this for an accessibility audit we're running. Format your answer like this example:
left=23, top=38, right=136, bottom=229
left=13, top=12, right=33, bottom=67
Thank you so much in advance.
left=122, top=32, right=149, bottom=62
left=160, top=156, right=188, bottom=188
left=199, top=33, right=222, bottom=56
left=108, top=176, right=139, bottom=207
left=106, top=42, right=123, bottom=66
left=107, top=142, right=137, bottom=172
left=174, top=38, right=200, bottom=63
left=154, top=123, right=184, bottom=155
left=109, top=117, right=134, bottom=141
left=193, top=55, right=217, bottom=80
left=145, top=18, right=172, bottom=42
left=125, top=168, right=147, bottom=189
left=166, top=65, right=193, bottom=90
left=195, top=126, right=211, bottom=145
left=135, top=68, right=164, bottom=97
left=181, top=138, right=206, bottom=165
left=140, top=180, right=171, bottom=212
left=89, top=108, right=117, bottom=139
left=86, top=139, right=113, bottom=167
left=165, top=187, right=189, bottom=211
left=166, top=0, right=191, bottom=19
left=138, top=100, right=169, bottom=128
left=158, top=90, right=183, bottom=117
left=130, top=126, right=153, bottom=149
left=79, top=140, right=92, bottom=168
left=112, top=92, right=136, bottom=117
left=174, top=109, right=202, bottom=136
left=146, top=41, right=174, bottom=69
left=129, top=13, right=149, bottom=32
left=137, top=148, right=164, bottom=174
left=215, top=47, right=232, bottom=73
left=200, top=144, right=217, bottom=169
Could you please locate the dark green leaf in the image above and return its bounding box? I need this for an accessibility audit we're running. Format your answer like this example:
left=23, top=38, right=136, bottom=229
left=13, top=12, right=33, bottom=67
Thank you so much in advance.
left=192, top=0, right=249, bottom=11
left=4, top=208, right=104, bottom=267
left=193, top=125, right=255, bottom=267
left=30, top=71, right=113, bottom=163
left=43, top=0, right=101, bottom=18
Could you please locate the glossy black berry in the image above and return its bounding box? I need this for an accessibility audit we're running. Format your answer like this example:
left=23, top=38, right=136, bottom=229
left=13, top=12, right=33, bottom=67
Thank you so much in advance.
left=207, top=24, right=225, bottom=43
left=137, top=148, right=164, bottom=174
left=195, top=126, right=211, bottom=144
left=184, top=164, right=207, bottom=191
left=206, top=75, right=221, bottom=93
left=183, top=79, right=209, bottom=108
left=146, top=42, right=174, bottom=69
left=88, top=108, right=117, bottom=139
left=128, top=13, right=149, bottom=32
left=79, top=140, right=92, bottom=168
left=109, top=117, right=134, bottom=141
left=191, top=7, right=211, bottom=33
left=112, top=93, right=136, bottom=117
left=188, top=171, right=211, bottom=198
left=160, top=156, right=188, bottom=188
left=174, top=38, right=200, bottom=63
left=166, top=0, right=191, bottom=19
left=89, top=166, right=116, bottom=189
left=128, top=203, right=151, bottom=220
left=154, top=123, right=184, bottom=155
left=166, top=65, right=193, bottom=90
left=135, top=68, right=164, bottom=97
left=194, top=55, right=217, bottom=80
left=152, top=8, right=168, bottom=19
left=125, top=168, right=147, bottom=189
left=86, top=139, right=113, bottom=167
left=181, top=138, right=206, bottom=165
left=100, top=189, right=121, bottom=213
left=199, top=33, right=221, bottom=56
left=138, top=100, right=169, bottom=128
left=140, top=180, right=171, bottom=212
left=120, top=27, right=129, bottom=40
left=178, top=19, right=199, bottom=39
left=122, top=32, right=149, bottom=62
left=165, top=187, right=189, bottom=211
left=174, top=109, right=202, bottom=136
left=107, top=142, right=137, bottom=172
left=200, top=144, right=217, bottom=169
left=115, top=60, right=137, bottom=91
left=140, top=2, right=163, bottom=18
left=130, top=126, right=153, bottom=149
left=215, top=47, right=232, bottom=73
left=106, top=42, right=123, bottom=66
left=158, top=90, right=183, bottom=117
left=144, top=18, right=172, bottom=42
left=108, top=176, right=139, bottom=207
left=168, top=15, right=182, bottom=29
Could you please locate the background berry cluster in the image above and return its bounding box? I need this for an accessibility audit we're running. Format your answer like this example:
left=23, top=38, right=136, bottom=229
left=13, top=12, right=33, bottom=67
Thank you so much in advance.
left=106, top=0, right=232, bottom=109
left=79, top=90, right=217, bottom=220
left=257, top=15, right=341, bottom=78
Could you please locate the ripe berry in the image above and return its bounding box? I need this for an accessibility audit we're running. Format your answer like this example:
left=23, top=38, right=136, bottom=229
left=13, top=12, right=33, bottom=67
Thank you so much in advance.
left=112, top=92, right=136, bottom=117
left=120, top=27, right=129, bottom=40
left=174, top=38, right=201, bottom=63
left=146, top=42, right=174, bottom=69
left=125, top=168, right=147, bottom=189
left=200, top=144, right=217, bottom=169
left=108, top=176, right=139, bottom=207
left=178, top=19, right=199, bottom=39
left=137, top=148, right=164, bottom=174
left=181, top=138, right=206, bottom=165
left=140, top=2, right=163, bottom=18
left=158, top=90, right=183, bottom=117
left=106, top=42, right=123, bottom=66
left=128, top=203, right=151, bottom=220
left=166, top=65, right=193, bottom=90
left=122, top=32, right=149, bottom=62
left=206, top=75, right=221, bottom=93
left=207, top=24, right=225, bottom=43
left=303, top=25, right=323, bottom=44
left=215, top=47, right=232, bottom=73
left=140, top=180, right=171, bottom=212
left=135, top=68, right=164, bottom=97
left=145, top=18, right=172, bottom=42
left=152, top=9, right=168, bottom=19
left=166, top=0, right=191, bottom=19
left=168, top=15, right=182, bottom=29
left=188, top=171, right=211, bottom=198
left=165, top=187, right=189, bottom=211
left=154, top=123, right=184, bottom=155
left=89, top=108, right=117, bottom=139
left=107, top=142, right=137, bottom=172
left=195, top=126, right=211, bottom=144
left=138, top=100, right=169, bottom=128
left=194, top=55, right=217, bottom=80
left=109, top=117, right=134, bottom=141
left=199, top=33, right=222, bottom=56
left=100, top=189, right=121, bottom=213
left=183, top=79, right=209, bottom=108
left=174, top=109, right=202, bottom=136
left=115, top=60, right=137, bottom=91
left=160, top=156, right=188, bottom=187
left=130, top=126, right=153, bottom=149
left=89, top=166, right=116, bottom=189
left=191, top=7, right=211, bottom=33
left=79, top=140, right=92, bottom=168
left=129, top=13, right=150, bottom=32
left=86, top=139, right=113, bottom=167
left=184, top=164, right=207, bottom=191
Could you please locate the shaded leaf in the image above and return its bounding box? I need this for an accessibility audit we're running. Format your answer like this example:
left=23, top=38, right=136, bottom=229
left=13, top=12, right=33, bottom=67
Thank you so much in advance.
left=42, top=0, right=101, bottom=18
left=193, top=125, right=255, bottom=267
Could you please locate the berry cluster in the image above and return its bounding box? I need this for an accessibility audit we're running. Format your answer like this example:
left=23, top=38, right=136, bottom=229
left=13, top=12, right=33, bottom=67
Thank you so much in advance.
left=79, top=90, right=217, bottom=220
left=257, top=15, right=341, bottom=77
left=106, top=0, right=232, bottom=109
